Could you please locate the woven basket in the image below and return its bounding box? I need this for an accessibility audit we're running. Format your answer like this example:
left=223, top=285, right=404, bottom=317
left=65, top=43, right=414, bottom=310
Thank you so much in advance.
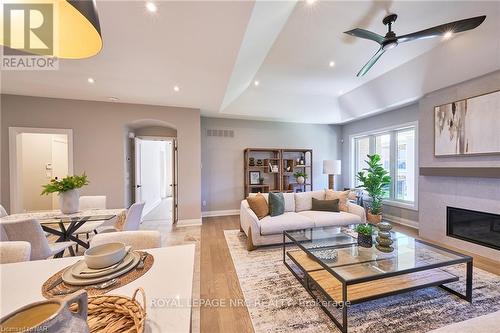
left=72, top=288, right=146, bottom=333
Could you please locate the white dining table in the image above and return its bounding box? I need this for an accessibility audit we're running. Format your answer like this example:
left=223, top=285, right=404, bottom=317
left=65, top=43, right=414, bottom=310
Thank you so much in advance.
left=0, top=244, right=195, bottom=333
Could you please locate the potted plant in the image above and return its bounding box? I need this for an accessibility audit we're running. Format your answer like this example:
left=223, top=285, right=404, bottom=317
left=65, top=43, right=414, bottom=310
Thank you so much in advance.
left=355, top=223, right=373, bottom=248
left=41, top=174, right=89, bottom=214
left=259, top=177, right=265, bottom=185
left=356, top=154, right=392, bottom=224
left=293, top=171, right=308, bottom=184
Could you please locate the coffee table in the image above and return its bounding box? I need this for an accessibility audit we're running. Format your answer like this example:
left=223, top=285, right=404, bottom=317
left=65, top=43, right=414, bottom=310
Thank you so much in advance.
left=283, top=226, right=473, bottom=333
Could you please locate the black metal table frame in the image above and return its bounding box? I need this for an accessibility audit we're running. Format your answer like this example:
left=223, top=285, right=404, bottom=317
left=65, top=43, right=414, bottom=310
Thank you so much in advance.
left=282, top=229, right=473, bottom=333
left=42, top=215, right=115, bottom=258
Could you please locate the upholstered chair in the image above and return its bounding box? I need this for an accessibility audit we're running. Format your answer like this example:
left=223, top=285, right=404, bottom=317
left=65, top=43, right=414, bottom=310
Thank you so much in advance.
left=0, top=205, right=8, bottom=218
left=90, top=230, right=162, bottom=250
left=99, top=202, right=145, bottom=233
left=2, top=219, right=74, bottom=260
left=73, top=195, right=108, bottom=250
left=0, top=241, right=31, bottom=264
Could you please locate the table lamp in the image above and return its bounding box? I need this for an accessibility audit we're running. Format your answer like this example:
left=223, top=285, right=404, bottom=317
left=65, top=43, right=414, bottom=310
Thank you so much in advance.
left=323, top=160, right=341, bottom=190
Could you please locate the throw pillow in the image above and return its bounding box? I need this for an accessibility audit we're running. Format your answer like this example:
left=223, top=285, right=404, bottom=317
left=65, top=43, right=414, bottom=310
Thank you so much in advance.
left=325, top=190, right=350, bottom=212
left=247, top=193, right=269, bottom=219
left=268, top=192, right=285, bottom=217
left=311, top=198, right=340, bottom=212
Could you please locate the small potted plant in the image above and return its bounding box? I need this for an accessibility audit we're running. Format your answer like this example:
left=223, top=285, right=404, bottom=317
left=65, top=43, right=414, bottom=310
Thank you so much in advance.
left=41, top=174, right=89, bottom=214
left=259, top=177, right=265, bottom=185
left=356, top=154, right=392, bottom=224
left=293, top=171, right=308, bottom=184
left=355, top=223, right=373, bottom=248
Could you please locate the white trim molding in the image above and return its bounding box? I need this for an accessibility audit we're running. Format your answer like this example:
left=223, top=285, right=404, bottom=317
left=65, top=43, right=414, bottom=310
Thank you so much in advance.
left=384, top=213, right=419, bottom=229
left=176, top=218, right=202, bottom=227
left=201, top=209, right=239, bottom=218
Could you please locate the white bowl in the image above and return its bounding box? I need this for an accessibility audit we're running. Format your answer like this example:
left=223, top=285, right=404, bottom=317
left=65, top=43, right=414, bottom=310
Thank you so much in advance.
left=84, top=242, right=126, bottom=269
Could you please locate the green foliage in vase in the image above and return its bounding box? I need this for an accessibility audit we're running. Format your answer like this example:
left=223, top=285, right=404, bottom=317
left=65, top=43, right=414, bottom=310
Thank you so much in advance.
left=41, top=174, right=89, bottom=195
left=355, top=223, right=373, bottom=236
left=293, top=171, right=308, bottom=179
left=356, top=154, right=392, bottom=215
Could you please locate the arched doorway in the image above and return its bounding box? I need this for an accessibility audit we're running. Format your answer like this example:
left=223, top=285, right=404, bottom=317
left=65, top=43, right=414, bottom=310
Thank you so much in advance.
left=125, top=120, right=178, bottom=224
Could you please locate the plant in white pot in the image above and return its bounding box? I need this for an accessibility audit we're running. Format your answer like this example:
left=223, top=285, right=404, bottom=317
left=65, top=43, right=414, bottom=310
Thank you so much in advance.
left=41, top=174, right=89, bottom=214
left=293, top=171, right=308, bottom=185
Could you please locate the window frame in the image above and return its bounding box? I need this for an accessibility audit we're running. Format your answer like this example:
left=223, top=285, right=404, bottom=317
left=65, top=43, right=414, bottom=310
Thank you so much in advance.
left=349, top=121, right=418, bottom=211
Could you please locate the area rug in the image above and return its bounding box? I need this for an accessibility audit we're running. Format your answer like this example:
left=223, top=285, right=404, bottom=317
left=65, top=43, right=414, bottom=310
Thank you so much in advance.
left=224, top=230, right=500, bottom=333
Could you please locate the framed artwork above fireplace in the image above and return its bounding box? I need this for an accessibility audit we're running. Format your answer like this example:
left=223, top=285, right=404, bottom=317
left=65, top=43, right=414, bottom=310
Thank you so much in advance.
left=434, top=90, right=500, bottom=156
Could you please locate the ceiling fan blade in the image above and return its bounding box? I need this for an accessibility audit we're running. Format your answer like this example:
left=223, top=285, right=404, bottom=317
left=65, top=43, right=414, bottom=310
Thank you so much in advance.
left=357, top=47, right=386, bottom=76
left=344, top=28, right=385, bottom=44
left=397, top=15, right=486, bottom=43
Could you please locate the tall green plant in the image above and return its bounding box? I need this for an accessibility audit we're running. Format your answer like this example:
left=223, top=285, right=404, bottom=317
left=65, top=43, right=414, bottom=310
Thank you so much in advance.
left=356, top=154, right=391, bottom=215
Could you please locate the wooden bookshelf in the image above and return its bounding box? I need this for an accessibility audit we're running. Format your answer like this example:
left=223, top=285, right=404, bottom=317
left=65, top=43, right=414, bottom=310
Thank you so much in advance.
left=244, top=148, right=313, bottom=198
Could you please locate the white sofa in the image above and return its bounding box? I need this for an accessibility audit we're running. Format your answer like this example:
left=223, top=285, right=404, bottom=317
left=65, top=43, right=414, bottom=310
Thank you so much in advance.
left=240, top=190, right=366, bottom=250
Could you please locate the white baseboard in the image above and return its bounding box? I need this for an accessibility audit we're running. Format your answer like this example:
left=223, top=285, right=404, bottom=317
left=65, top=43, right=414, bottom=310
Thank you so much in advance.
left=176, top=218, right=202, bottom=227
left=384, top=214, right=419, bottom=229
left=201, top=209, right=239, bottom=218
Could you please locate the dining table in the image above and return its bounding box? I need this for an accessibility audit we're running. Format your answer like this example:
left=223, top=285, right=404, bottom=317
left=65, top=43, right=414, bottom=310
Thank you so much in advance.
left=0, top=244, right=195, bottom=333
left=0, top=209, right=127, bottom=255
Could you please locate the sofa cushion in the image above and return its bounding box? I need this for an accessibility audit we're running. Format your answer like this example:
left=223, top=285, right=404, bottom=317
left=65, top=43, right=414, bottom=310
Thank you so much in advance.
left=311, top=198, right=340, bottom=212
left=295, top=190, right=326, bottom=212
left=298, top=210, right=361, bottom=227
left=246, top=193, right=269, bottom=219
left=249, top=192, right=295, bottom=212
left=269, top=192, right=285, bottom=217
left=325, top=190, right=350, bottom=212
left=259, top=212, right=314, bottom=235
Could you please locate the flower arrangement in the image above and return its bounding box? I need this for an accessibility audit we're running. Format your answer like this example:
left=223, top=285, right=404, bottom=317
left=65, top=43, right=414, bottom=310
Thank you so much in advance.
left=41, top=174, right=89, bottom=195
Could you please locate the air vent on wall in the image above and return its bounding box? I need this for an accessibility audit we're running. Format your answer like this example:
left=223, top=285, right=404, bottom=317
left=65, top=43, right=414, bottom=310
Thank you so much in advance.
left=206, top=129, right=234, bottom=138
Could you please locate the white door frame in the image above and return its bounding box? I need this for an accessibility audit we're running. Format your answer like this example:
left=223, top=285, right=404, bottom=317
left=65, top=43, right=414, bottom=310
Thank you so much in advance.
left=134, top=135, right=176, bottom=222
left=9, top=127, right=74, bottom=213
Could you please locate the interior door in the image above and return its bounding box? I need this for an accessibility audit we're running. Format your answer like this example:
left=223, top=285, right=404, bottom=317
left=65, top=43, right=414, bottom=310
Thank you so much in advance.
left=134, top=137, right=143, bottom=203
left=173, top=139, right=178, bottom=223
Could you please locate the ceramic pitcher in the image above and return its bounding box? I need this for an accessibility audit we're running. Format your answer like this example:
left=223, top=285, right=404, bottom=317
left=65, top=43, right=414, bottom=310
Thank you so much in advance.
left=0, top=290, right=89, bottom=333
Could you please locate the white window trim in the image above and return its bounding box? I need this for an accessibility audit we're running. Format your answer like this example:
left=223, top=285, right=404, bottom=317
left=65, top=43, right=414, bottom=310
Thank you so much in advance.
left=349, top=121, right=419, bottom=211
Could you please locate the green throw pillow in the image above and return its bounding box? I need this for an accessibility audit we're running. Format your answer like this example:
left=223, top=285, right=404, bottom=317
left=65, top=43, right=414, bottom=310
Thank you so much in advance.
left=311, top=198, right=340, bottom=212
left=268, top=192, right=285, bottom=217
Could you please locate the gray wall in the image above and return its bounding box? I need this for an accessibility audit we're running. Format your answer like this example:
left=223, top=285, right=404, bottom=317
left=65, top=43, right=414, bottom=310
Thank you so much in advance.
left=201, top=117, right=342, bottom=212
left=1, top=94, right=201, bottom=221
left=341, top=104, right=419, bottom=223
left=418, top=70, right=500, bottom=261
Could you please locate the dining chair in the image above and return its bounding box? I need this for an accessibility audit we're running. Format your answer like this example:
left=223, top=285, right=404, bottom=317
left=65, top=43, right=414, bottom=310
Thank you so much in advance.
left=0, top=204, right=8, bottom=218
left=99, top=202, right=145, bottom=233
left=73, top=195, right=108, bottom=251
left=2, top=219, right=75, bottom=260
left=0, top=224, right=8, bottom=241
left=0, top=241, right=31, bottom=264
left=90, top=231, right=162, bottom=250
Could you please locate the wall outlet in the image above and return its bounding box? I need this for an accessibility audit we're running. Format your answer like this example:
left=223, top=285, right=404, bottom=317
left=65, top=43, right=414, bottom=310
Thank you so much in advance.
left=202, top=200, right=207, bottom=207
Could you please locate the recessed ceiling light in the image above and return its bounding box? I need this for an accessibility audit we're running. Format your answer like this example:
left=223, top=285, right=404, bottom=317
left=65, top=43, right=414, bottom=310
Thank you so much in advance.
left=146, top=2, right=157, bottom=13
left=338, top=90, right=344, bottom=95
left=87, top=77, right=95, bottom=84
left=329, top=61, right=335, bottom=67
left=173, top=85, right=180, bottom=92
left=254, top=80, right=260, bottom=86
left=306, top=0, right=317, bottom=5
left=108, top=97, right=119, bottom=102
left=443, top=31, right=453, bottom=40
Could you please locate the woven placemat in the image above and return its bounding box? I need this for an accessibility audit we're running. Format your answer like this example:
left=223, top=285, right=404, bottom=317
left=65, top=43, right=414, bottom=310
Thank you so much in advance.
left=41, top=251, right=154, bottom=299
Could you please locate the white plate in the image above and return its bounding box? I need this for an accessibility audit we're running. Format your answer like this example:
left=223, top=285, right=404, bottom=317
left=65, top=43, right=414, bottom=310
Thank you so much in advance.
left=71, top=252, right=136, bottom=279
left=62, top=252, right=140, bottom=286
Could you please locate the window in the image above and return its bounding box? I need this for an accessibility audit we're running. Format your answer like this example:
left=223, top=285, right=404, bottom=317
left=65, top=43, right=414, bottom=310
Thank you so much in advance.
left=351, top=124, right=417, bottom=208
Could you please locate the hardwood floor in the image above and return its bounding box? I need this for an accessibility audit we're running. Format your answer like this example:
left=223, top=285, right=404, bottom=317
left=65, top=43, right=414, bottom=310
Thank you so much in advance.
left=199, top=215, right=499, bottom=333
left=200, top=216, right=254, bottom=333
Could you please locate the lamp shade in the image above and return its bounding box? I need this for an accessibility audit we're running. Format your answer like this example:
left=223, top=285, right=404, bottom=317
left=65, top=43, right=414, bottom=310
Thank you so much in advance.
left=1, top=0, right=102, bottom=59
left=323, top=160, right=341, bottom=175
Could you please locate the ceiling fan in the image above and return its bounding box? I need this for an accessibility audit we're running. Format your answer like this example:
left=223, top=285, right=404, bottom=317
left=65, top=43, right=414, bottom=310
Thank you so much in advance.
left=344, top=14, right=486, bottom=77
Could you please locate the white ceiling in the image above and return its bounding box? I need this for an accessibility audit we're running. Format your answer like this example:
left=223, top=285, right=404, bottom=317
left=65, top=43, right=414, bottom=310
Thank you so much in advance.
left=2, top=1, right=499, bottom=124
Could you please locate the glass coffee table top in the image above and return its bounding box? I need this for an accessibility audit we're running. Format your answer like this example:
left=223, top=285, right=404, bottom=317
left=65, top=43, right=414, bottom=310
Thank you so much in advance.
left=285, top=226, right=470, bottom=282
